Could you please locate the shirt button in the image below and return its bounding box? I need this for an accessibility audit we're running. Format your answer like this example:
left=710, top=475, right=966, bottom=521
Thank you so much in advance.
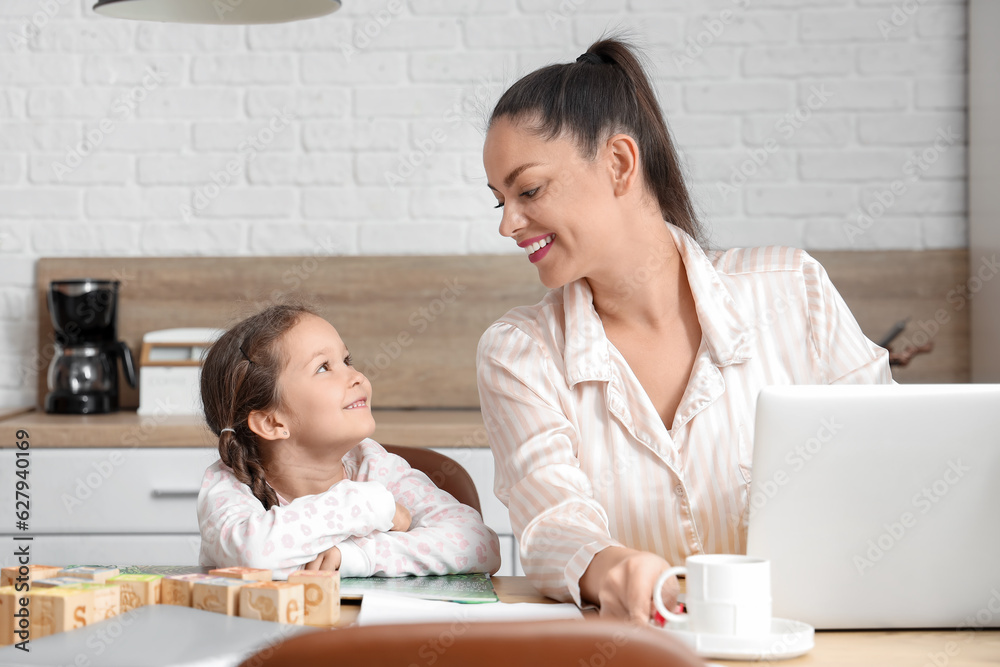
left=674, top=485, right=685, bottom=496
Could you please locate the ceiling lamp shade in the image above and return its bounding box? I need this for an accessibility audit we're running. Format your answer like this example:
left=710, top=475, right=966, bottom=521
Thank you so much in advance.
left=93, top=0, right=341, bottom=24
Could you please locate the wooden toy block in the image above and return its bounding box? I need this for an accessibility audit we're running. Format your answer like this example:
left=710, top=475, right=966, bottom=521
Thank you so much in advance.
left=106, top=574, right=162, bottom=612
left=162, top=574, right=214, bottom=607
left=28, top=588, right=94, bottom=639
left=65, top=584, right=120, bottom=621
left=209, top=567, right=273, bottom=582
left=0, top=586, right=28, bottom=646
left=1, top=565, right=61, bottom=587
left=239, top=582, right=304, bottom=625
left=58, top=566, right=120, bottom=584
left=31, top=577, right=91, bottom=589
left=191, top=578, right=244, bottom=616
left=288, top=570, right=340, bottom=626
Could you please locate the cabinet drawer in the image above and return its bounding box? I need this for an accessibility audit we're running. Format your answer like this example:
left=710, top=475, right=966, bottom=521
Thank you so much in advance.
left=430, top=447, right=511, bottom=535
left=2, top=448, right=219, bottom=533
left=0, top=534, right=202, bottom=568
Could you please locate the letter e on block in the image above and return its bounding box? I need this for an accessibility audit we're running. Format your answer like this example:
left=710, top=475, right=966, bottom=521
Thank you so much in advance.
left=288, top=570, right=340, bottom=626
left=239, top=582, right=304, bottom=625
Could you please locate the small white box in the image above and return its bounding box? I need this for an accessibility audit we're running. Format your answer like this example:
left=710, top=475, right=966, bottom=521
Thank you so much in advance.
left=138, top=328, right=224, bottom=416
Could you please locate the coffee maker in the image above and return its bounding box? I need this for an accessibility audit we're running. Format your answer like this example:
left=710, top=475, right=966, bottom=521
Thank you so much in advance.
left=44, top=279, right=137, bottom=414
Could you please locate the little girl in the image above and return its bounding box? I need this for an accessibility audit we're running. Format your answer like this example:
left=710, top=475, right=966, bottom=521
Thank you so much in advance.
left=196, top=303, right=501, bottom=579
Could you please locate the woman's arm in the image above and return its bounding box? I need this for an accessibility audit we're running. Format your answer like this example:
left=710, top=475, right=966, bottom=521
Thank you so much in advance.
left=197, top=462, right=396, bottom=579
left=334, top=445, right=502, bottom=577
left=476, top=321, right=628, bottom=606
left=801, top=253, right=894, bottom=385
left=579, top=547, right=680, bottom=624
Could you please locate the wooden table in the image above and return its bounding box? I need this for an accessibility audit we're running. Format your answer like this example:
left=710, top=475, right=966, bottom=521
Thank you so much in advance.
left=342, top=577, right=1000, bottom=667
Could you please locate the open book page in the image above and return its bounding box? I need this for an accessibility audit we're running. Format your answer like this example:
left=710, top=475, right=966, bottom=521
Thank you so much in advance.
left=339, top=573, right=499, bottom=603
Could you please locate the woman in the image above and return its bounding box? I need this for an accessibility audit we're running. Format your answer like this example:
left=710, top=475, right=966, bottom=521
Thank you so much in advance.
left=476, top=38, right=892, bottom=624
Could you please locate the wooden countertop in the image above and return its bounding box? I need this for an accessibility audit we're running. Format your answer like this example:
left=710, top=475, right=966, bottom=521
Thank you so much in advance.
left=339, top=577, right=1000, bottom=666
left=0, top=408, right=488, bottom=448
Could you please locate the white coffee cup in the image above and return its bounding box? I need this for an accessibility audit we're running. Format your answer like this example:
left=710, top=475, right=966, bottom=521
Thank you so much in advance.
left=653, top=554, right=772, bottom=637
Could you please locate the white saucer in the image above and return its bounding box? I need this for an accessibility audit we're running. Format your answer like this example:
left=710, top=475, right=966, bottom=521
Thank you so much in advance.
left=660, top=618, right=815, bottom=661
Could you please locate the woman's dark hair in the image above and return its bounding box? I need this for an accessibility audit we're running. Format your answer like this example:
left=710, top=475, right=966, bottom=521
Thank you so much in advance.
left=201, top=303, right=317, bottom=509
left=490, top=37, right=701, bottom=242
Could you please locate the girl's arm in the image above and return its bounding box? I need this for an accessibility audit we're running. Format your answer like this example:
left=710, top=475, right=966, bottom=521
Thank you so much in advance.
left=197, top=461, right=396, bottom=579
left=334, top=443, right=502, bottom=578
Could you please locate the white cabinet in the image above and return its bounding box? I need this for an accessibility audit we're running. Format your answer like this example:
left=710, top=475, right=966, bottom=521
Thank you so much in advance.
left=1, top=447, right=522, bottom=576
left=1, top=448, right=217, bottom=568
left=2, top=536, right=204, bottom=567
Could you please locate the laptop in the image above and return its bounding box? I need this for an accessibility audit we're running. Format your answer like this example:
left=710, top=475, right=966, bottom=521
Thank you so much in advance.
left=746, top=384, right=1000, bottom=630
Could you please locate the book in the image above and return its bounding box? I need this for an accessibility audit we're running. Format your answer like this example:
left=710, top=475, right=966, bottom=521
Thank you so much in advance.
left=339, top=573, right=499, bottom=604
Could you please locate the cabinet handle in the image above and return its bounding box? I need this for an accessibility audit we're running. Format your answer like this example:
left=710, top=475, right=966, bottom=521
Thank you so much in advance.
left=151, top=489, right=201, bottom=499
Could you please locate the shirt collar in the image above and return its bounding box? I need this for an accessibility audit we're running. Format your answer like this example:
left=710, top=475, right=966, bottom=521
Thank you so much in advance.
left=562, top=224, right=753, bottom=386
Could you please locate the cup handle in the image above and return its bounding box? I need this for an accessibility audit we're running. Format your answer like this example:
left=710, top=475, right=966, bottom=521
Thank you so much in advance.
left=653, top=566, right=687, bottom=623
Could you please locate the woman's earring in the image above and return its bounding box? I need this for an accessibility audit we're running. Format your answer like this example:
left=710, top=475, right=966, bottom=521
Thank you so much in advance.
left=283, top=431, right=289, bottom=437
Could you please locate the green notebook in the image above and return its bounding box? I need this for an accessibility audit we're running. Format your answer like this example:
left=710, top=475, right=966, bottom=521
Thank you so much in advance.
left=339, top=573, right=499, bottom=603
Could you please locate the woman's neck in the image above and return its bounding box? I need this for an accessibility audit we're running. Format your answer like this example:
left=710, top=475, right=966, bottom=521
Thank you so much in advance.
left=262, top=443, right=352, bottom=502
left=587, top=218, right=689, bottom=331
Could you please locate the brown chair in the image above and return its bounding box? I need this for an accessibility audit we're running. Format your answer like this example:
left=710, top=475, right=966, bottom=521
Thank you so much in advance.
left=237, top=619, right=706, bottom=667
left=382, top=444, right=482, bottom=515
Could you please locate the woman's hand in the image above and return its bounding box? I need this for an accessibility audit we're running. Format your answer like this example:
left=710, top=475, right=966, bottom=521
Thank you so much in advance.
left=579, top=546, right=680, bottom=625
left=304, top=545, right=342, bottom=572
left=391, top=502, right=412, bottom=531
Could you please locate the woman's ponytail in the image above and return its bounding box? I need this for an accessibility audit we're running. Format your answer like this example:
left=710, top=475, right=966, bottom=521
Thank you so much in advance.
left=490, top=36, right=700, bottom=243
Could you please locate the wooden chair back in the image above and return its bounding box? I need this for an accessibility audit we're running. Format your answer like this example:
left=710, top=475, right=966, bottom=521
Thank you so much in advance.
left=237, top=619, right=706, bottom=667
left=383, top=444, right=481, bottom=515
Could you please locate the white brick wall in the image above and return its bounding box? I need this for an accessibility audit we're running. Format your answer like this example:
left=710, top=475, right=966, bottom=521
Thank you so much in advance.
left=0, top=0, right=969, bottom=406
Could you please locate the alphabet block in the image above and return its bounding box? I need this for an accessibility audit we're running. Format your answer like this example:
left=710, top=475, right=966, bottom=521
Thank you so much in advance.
left=1, top=565, right=61, bottom=587
left=288, top=570, right=340, bottom=626
left=58, top=566, right=120, bottom=583
left=28, top=588, right=94, bottom=639
left=0, top=586, right=25, bottom=646
left=209, top=567, right=273, bottom=582
left=106, top=574, right=162, bottom=612
left=192, top=577, right=245, bottom=616
left=65, top=584, right=120, bottom=621
left=31, top=577, right=91, bottom=589
left=162, top=574, right=214, bottom=607
left=239, top=582, right=304, bottom=625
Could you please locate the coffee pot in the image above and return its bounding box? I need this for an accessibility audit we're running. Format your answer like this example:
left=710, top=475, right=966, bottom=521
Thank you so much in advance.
left=44, top=279, right=137, bottom=414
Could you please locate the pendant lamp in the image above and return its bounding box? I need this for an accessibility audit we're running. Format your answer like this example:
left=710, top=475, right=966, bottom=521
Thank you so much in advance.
left=93, top=0, right=341, bottom=24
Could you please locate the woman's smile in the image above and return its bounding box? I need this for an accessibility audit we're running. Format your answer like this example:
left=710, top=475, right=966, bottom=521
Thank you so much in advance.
left=519, top=233, right=556, bottom=263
